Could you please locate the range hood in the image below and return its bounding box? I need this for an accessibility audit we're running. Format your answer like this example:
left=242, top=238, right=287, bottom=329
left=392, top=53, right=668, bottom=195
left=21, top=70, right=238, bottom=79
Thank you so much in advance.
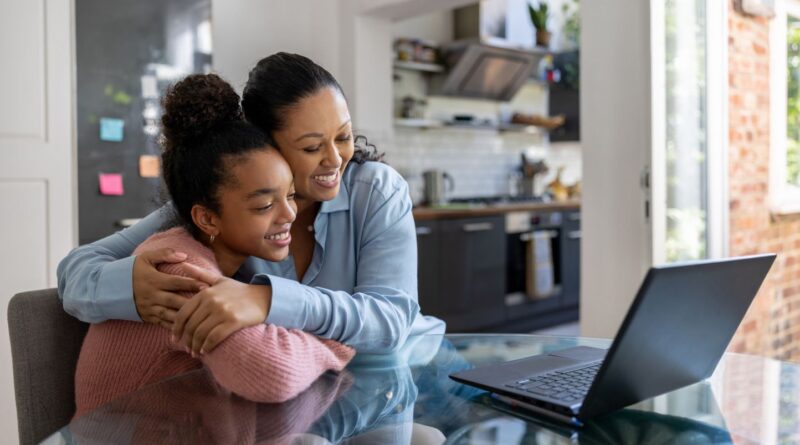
left=436, top=41, right=539, bottom=101
left=432, top=3, right=541, bottom=102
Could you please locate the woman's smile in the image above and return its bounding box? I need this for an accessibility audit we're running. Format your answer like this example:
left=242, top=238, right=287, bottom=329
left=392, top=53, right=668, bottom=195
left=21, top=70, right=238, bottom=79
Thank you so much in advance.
left=312, top=170, right=340, bottom=189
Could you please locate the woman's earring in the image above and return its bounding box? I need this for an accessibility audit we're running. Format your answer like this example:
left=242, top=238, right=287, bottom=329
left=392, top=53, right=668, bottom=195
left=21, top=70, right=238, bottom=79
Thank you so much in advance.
left=209, top=234, right=216, bottom=244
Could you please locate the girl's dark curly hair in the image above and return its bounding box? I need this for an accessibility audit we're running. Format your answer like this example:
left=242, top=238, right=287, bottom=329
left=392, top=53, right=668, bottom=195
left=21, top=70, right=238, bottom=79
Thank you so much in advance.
left=242, top=52, right=383, bottom=164
left=161, top=73, right=270, bottom=238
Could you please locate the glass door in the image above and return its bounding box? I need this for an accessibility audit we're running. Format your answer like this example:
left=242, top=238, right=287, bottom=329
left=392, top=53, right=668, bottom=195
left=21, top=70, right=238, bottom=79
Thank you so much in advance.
left=657, top=0, right=726, bottom=263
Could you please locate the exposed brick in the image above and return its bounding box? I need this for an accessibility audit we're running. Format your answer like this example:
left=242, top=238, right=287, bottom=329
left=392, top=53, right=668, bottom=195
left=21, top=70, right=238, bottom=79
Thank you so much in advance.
left=728, top=0, right=800, bottom=361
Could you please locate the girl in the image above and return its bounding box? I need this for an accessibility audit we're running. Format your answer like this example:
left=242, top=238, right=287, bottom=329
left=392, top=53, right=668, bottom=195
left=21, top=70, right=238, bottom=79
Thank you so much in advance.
left=73, top=74, right=353, bottom=418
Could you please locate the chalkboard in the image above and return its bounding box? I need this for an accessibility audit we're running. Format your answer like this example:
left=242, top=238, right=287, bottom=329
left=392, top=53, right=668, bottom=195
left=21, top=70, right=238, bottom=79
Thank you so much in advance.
left=76, top=0, right=211, bottom=245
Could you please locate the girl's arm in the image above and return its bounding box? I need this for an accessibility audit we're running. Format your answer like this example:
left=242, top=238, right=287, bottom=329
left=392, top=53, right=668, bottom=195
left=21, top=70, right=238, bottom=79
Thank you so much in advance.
left=150, top=233, right=354, bottom=403
left=194, top=324, right=353, bottom=403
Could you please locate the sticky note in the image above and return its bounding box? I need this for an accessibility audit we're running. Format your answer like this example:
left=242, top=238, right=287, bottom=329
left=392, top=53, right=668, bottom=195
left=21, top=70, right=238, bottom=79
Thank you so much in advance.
left=99, top=173, right=124, bottom=196
left=99, top=118, right=124, bottom=142
left=139, top=155, right=160, bottom=178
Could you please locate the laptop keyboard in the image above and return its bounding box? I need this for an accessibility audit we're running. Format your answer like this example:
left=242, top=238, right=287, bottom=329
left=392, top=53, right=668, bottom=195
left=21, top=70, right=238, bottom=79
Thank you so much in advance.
left=504, top=362, right=602, bottom=404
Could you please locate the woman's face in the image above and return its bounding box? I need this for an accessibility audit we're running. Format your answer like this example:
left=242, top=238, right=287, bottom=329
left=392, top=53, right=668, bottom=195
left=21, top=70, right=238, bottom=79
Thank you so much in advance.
left=212, top=148, right=296, bottom=262
left=271, top=87, right=354, bottom=203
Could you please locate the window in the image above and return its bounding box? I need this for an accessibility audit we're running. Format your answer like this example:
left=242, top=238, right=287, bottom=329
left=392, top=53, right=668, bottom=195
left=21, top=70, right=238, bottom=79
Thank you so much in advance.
left=771, top=0, right=800, bottom=214
left=658, top=0, right=727, bottom=262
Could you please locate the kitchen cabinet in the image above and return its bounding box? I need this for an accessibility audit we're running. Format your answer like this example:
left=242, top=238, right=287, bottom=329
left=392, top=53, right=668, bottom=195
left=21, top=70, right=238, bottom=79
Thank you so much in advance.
left=415, top=220, right=441, bottom=314
left=561, top=210, right=581, bottom=307
left=416, top=215, right=506, bottom=332
left=415, top=209, right=579, bottom=333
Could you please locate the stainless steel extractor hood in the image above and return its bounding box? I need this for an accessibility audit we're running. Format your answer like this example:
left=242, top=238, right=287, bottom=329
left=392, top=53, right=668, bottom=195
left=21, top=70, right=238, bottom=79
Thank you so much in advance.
left=437, top=41, right=539, bottom=101
left=432, top=2, right=541, bottom=101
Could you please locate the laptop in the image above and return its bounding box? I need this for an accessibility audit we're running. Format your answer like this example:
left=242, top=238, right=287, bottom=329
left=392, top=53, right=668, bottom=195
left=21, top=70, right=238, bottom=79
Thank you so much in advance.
left=450, top=254, right=776, bottom=426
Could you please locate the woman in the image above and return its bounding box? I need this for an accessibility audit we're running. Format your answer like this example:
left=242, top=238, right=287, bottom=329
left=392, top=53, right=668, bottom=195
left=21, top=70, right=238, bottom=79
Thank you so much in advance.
left=58, top=52, right=444, bottom=356
left=73, top=74, right=353, bottom=418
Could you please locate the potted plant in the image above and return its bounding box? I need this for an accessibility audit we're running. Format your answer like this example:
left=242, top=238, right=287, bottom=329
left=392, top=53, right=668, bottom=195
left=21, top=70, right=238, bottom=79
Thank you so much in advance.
left=528, top=1, right=550, bottom=48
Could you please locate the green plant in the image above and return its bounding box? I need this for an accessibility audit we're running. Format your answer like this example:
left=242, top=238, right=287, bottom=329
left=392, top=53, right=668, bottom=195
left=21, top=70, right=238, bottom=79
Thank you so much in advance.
left=562, top=0, right=580, bottom=47
left=528, top=1, right=549, bottom=31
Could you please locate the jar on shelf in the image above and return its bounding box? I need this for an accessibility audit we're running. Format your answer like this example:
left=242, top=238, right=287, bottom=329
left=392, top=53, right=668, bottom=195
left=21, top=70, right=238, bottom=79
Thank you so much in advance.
left=394, top=38, right=415, bottom=61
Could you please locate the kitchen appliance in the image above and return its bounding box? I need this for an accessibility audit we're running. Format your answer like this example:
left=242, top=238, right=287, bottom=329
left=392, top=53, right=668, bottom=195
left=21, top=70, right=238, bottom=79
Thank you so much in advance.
left=506, top=211, right=563, bottom=305
left=520, top=154, right=548, bottom=198
left=448, top=194, right=545, bottom=207
left=428, top=3, right=546, bottom=101
left=422, top=170, right=454, bottom=206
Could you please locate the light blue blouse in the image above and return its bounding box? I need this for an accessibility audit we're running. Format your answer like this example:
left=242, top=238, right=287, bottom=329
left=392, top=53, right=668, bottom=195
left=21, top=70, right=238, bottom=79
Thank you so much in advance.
left=57, top=161, right=445, bottom=352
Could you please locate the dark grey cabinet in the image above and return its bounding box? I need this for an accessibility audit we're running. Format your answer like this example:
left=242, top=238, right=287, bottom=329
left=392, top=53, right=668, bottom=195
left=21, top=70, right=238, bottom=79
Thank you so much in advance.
left=415, top=220, right=441, bottom=313
left=416, top=215, right=506, bottom=332
left=561, top=211, right=581, bottom=307
left=415, top=210, right=579, bottom=333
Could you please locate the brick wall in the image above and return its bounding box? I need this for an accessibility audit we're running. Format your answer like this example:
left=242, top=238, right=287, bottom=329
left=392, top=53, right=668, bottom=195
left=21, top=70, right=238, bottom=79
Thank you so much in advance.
left=728, top=0, right=800, bottom=360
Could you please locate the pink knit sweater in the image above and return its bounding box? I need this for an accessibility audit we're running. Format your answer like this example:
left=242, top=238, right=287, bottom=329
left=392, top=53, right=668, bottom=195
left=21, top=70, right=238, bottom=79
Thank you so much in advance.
left=74, top=227, right=355, bottom=419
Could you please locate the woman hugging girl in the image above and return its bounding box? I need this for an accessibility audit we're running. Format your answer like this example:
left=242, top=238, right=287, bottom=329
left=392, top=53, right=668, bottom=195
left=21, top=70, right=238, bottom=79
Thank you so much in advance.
left=73, top=74, right=354, bottom=418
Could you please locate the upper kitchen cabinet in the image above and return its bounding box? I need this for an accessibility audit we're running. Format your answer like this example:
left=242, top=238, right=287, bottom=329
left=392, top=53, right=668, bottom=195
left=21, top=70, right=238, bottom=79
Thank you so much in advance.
left=390, top=0, right=580, bottom=140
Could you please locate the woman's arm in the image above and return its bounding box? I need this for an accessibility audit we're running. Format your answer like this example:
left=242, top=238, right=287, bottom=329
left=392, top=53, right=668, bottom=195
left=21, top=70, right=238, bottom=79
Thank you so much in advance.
left=257, top=178, right=421, bottom=353
left=57, top=207, right=167, bottom=322
left=57, top=206, right=204, bottom=324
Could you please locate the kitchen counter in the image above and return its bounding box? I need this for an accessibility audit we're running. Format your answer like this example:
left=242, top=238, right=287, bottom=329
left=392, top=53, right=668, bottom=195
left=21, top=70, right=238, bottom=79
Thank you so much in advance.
left=412, top=200, right=580, bottom=220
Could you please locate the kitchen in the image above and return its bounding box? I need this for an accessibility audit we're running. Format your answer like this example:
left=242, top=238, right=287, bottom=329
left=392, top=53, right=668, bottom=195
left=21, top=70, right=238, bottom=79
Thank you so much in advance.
left=389, top=0, right=582, bottom=333
left=7, top=0, right=799, bottom=442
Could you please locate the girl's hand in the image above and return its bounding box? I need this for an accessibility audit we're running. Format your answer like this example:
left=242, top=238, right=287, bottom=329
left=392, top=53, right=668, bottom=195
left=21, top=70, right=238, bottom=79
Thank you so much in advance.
left=132, top=248, right=207, bottom=328
left=172, top=264, right=272, bottom=355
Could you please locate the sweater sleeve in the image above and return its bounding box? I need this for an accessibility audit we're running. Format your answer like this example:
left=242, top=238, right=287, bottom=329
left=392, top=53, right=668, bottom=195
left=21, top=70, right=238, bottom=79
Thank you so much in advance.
left=144, top=229, right=356, bottom=403
left=197, top=325, right=354, bottom=403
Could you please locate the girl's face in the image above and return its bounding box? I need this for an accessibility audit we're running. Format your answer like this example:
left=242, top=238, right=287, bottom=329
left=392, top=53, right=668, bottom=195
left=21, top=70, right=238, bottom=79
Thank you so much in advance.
left=206, top=148, right=297, bottom=263
left=271, top=87, right=354, bottom=204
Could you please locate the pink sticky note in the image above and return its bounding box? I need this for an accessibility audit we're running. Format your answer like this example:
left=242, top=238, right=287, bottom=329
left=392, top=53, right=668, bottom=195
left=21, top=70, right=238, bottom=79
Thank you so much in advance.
left=99, top=173, right=124, bottom=196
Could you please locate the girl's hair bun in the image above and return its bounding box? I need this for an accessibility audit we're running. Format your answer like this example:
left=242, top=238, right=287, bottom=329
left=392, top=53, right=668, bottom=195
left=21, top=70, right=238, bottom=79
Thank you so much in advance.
left=161, top=73, right=242, bottom=151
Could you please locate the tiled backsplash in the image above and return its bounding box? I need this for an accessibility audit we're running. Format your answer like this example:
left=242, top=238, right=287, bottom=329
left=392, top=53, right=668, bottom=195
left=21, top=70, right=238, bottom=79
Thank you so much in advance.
left=376, top=127, right=582, bottom=205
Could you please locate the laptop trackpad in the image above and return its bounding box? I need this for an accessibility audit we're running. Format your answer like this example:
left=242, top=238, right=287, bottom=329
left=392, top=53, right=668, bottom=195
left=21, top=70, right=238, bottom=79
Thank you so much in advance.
left=548, top=346, right=607, bottom=362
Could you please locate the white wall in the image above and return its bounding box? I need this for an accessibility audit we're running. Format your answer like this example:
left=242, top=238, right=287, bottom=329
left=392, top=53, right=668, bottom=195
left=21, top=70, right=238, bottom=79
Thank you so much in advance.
left=391, top=9, right=453, bottom=42
left=0, top=1, right=77, bottom=443
left=580, top=0, right=653, bottom=338
left=211, top=0, right=483, bottom=136
left=211, top=0, right=343, bottom=91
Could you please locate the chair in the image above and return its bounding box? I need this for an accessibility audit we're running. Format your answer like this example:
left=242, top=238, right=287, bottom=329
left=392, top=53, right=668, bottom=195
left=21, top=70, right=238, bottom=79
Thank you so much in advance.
left=8, top=289, right=89, bottom=445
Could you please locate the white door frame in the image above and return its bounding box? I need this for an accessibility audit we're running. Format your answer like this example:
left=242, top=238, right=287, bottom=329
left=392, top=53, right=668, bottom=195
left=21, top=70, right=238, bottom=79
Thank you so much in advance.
left=581, top=0, right=728, bottom=338
left=0, top=1, right=77, bottom=442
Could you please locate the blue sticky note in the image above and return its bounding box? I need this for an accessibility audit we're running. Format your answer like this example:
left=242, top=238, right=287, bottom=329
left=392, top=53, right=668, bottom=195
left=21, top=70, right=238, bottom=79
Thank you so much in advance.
left=99, top=118, right=124, bottom=142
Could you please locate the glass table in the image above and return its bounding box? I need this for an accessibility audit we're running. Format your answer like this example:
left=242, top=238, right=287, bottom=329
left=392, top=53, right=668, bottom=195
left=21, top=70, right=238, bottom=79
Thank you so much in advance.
left=41, top=334, right=800, bottom=444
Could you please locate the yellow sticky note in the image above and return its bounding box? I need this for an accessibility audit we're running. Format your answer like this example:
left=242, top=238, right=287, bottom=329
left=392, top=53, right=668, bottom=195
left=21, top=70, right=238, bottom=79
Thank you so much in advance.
left=139, top=155, right=160, bottom=178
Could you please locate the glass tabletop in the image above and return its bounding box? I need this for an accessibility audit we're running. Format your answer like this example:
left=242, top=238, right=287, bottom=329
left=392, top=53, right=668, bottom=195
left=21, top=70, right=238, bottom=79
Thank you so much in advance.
left=42, top=334, right=800, bottom=444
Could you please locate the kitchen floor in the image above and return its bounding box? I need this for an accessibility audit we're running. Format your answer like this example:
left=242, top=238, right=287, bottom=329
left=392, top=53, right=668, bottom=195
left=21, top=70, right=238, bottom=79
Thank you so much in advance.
left=531, top=321, right=580, bottom=337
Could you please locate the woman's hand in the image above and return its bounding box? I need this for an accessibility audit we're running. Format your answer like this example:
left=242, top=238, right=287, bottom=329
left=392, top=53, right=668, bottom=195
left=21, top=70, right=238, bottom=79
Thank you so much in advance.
left=172, top=264, right=273, bottom=356
left=132, top=248, right=209, bottom=329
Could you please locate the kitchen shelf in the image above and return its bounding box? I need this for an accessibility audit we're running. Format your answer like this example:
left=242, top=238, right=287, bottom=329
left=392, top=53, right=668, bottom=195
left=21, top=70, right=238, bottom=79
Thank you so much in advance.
left=394, top=119, right=546, bottom=135
left=394, top=118, right=444, bottom=129
left=393, top=60, right=445, bottom=73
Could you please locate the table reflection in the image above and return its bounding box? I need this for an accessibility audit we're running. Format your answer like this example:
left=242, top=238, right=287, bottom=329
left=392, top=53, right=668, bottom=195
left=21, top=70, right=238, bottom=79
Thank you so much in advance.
left=42, top=334, right=800, bottom=445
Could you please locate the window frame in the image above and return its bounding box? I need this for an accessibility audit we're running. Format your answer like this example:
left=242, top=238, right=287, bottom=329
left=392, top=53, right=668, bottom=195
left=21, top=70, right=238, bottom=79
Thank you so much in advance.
left=770, top=0, right=800, bottom=215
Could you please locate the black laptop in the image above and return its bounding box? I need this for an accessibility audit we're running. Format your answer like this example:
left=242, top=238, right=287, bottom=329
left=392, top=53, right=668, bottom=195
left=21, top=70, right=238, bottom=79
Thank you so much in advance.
left=450, top=254, right=776, bottom=426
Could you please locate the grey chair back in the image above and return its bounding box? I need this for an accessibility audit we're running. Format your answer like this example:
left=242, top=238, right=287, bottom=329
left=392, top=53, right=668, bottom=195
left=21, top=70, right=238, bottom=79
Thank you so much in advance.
left=8, top=288, right=89, bottom=445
